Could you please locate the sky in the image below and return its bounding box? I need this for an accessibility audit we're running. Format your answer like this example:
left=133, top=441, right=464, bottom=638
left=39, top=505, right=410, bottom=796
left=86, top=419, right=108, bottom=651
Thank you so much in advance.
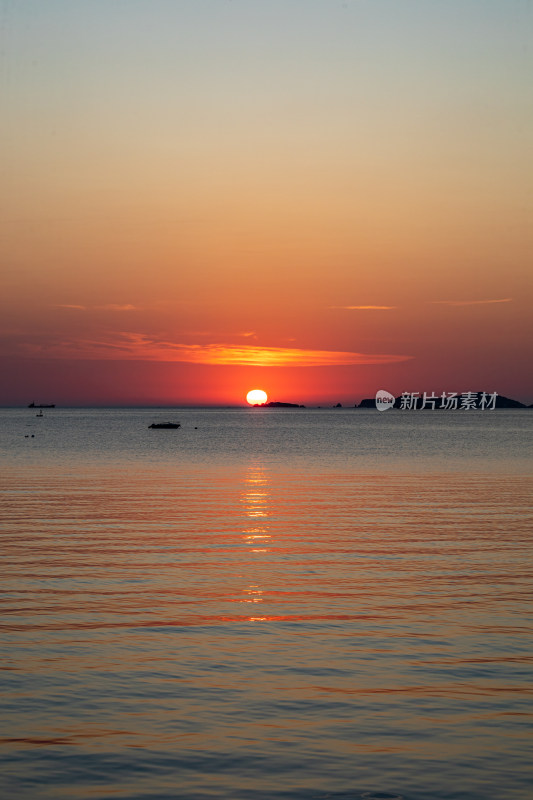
left=1, top=0, right=532, bottom=406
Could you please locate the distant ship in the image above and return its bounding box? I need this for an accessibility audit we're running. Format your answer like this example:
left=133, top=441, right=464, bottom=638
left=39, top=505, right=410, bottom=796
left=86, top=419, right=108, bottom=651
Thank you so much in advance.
left=28, top=402, right=55, bottom=408
left=148, top=422, right=181, bottom=429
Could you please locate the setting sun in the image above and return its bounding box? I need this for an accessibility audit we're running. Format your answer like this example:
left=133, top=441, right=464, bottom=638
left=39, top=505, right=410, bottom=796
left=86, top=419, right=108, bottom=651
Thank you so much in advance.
left=246, top=389, right=268, bottom=405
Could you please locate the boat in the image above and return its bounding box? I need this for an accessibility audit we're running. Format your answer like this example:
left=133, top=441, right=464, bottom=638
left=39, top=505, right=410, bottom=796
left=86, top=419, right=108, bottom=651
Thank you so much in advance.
left=148, top=422, right=181, bottom=429
left=28, top=402, right=55, bottom=408
left=36, top=410, right=44, bottom=417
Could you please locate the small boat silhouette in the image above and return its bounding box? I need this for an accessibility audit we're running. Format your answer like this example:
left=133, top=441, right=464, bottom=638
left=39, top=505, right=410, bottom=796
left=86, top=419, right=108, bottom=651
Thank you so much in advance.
left=148, top=422, right=181, bottom=429
left=36, top=410, right=44, bottom=417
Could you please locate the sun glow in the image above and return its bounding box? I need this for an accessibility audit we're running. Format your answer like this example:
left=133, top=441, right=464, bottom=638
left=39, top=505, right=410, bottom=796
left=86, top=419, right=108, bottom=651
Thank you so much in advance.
left=246, top=389, right=268, bottom=405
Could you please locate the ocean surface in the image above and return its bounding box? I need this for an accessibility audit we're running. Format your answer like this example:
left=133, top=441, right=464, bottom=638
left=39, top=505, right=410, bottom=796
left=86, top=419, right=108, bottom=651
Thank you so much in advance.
left=1, top=407, right=532, bottom=800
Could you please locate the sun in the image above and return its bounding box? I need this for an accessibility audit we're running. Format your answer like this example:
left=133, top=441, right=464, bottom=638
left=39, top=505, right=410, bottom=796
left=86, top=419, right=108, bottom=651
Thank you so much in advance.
left=246, top=389, right=268, bottom=405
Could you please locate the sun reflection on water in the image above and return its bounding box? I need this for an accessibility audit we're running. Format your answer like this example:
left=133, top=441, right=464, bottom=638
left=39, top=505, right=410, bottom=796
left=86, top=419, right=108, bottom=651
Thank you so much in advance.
left=241, top=462, right=272, bottom=553
left=239, top=463, right=272, bottom=619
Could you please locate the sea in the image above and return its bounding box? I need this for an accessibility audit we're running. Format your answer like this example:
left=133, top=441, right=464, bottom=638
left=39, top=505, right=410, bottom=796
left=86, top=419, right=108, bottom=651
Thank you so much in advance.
left=1, top=407, right=532, bottom=800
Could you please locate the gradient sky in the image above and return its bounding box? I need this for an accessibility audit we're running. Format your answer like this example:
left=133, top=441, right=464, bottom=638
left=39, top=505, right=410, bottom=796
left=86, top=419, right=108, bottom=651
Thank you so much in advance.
left=1, top=0, right=532, bottom=405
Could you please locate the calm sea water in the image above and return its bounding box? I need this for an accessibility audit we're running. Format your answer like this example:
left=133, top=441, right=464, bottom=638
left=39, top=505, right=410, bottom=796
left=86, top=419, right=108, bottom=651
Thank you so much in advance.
left=1, top=408, right=532, bottom=800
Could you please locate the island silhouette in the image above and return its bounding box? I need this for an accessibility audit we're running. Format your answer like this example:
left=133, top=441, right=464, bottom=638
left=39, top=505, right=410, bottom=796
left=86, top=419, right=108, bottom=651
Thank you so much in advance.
left=356, top=392, right=527, bottom=409
left=253, top=401, right=306, bottom=408
left=250, top=393, right=529, bottom=409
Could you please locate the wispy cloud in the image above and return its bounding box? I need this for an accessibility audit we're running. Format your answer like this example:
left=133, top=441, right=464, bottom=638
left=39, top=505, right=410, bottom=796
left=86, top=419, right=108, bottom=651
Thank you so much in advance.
left=54, top=303, right=137, bottom=311
left=432, top=298, right=512, bottom=306
left=329, top=305, right=397, bottom=310
left=97, top=304, right=137, bottom=311
left=169, top=330, right=256, bottom=339
left=19, top=332, right=412, bottom=367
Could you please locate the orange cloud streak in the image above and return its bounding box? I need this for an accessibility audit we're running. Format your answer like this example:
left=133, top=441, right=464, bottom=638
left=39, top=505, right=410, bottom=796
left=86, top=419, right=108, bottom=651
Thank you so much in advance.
left=54, top=304, right=137, bottom=311
left=21, top=333, right=412, bottom=367
left=329, top=305, right=397, bottom=310
left=432, top=298, right=512, bottom=306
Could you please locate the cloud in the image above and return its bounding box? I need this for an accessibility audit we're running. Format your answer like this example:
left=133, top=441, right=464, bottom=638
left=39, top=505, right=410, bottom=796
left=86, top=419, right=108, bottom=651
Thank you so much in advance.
left=18, top=332, right=413, bottom=367
left=329, top=305, right=397, bottom=310
left=187, top=330, right=257, bottom=338
left=432, top=298, right=512, bottom=306
left=97, top=304, right=137, bottom=311
left=54, top=304, right=137, bottom=311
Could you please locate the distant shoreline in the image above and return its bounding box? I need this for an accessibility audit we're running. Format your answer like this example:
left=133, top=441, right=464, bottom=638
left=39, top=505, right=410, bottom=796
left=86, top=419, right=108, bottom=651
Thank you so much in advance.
left=2, top=403, right=533, bottom=411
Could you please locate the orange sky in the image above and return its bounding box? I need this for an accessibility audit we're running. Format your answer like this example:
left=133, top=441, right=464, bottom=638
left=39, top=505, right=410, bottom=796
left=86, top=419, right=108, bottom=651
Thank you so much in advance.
left=1, top=1, right=532, bottom=405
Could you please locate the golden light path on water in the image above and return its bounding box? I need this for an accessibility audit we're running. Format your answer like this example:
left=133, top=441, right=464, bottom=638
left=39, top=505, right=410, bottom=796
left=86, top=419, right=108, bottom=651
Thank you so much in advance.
left=240, top=462, right=272, bottom=620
